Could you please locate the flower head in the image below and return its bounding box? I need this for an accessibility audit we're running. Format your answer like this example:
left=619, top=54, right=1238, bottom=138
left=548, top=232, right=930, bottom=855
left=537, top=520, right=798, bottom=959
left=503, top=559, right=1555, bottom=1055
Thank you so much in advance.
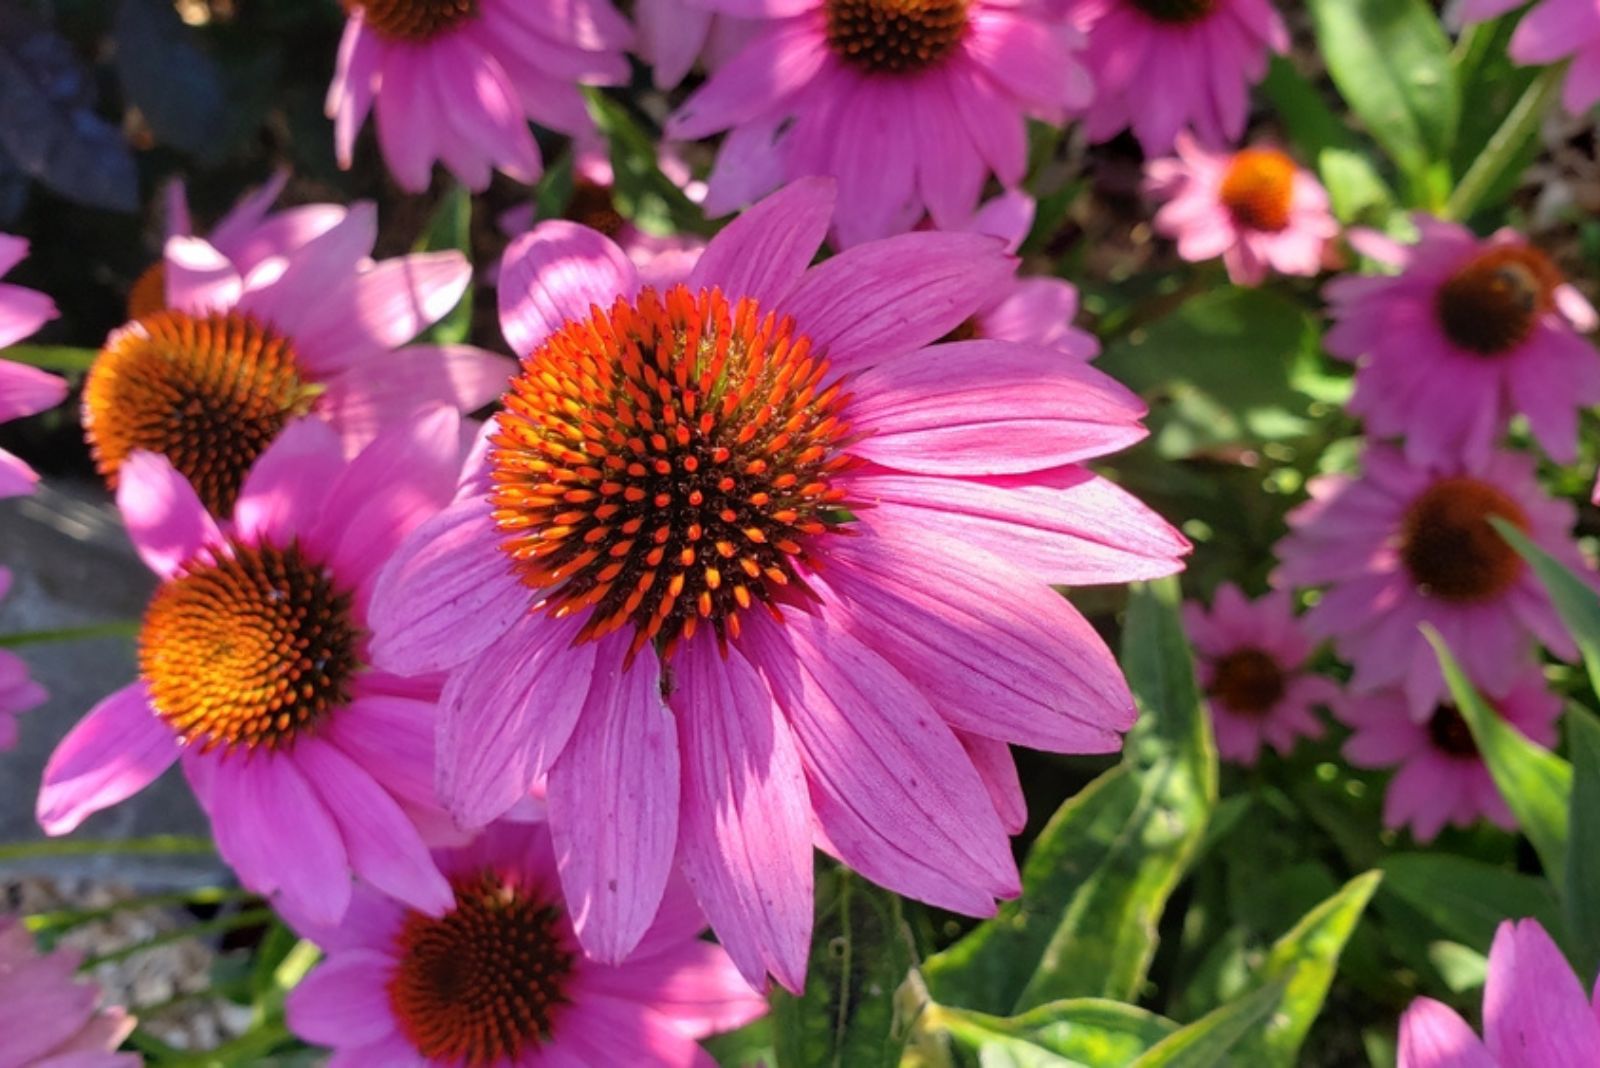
left=1273, top=445, right=1587, bottom=717
left=0, top=569, right=47, bottom=754
left=666, top=0, right=1092, bottom=245
left=1074, top=0, right=1288, bottom=155
left=1326, top=217, right=1600, bottom=469
left=286, top=820, right=766, bottom=1066
left=1183, top=583, right=1333, bottom=765
left=1336, top=668, right=1559, bottom=841
left=38, top=410, right=468, bottom=928
left=0, top=235, right=64, bottom=500
left=83, top=204, right=511, bottom=517
left=1399, top=918, right=1600, bottom=1067
left=1146, top=135, right=1337, bottom=286
left=0, top=919, right=137, bottom=1068
left=371, top=179, right=1189, bottom=990
left=329, top=0, right=633, bottom=191
left=1457, top=0, right=1600, bottom=118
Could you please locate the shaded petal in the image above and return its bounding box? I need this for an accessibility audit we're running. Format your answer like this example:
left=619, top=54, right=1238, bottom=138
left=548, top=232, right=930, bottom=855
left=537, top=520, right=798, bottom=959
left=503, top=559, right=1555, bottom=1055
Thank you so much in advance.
left=291, top=252, right=475, bottom=374
left=437, top=612, right=596, bottom=829
left=368, top=494, right=529, bottom=675
left=285, top=949, right=399, bottom=1047
left=585, top=939, right=768, bottom=1040
left=37, top=684, right=177, bottom=835
left=672, top=636, right=813, bottom=993
left=1397, top=998, right=1494, bottom=1068
left=548, top=636, right=680, bottom=962
left=298, top=738, right=453, bottom=916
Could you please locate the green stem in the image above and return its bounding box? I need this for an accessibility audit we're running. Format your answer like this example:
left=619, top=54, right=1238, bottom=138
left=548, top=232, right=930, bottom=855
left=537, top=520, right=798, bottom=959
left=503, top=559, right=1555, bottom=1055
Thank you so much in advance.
left=1444, top=65, right=1562, bottom=222
left=0, top=620, right=140, bottom=648
left=0, top=344, right=98, bottom=373
left=0, top=835, right=216, bottom=863
left=26, top=887, right=254, bottom=939
left=80, top=908, right=274, bottom=970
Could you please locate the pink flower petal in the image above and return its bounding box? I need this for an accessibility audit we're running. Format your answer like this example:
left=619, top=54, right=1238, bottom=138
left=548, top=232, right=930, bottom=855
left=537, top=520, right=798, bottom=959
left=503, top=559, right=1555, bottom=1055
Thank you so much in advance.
left=672, top=636, right=813, bottom=993
left=498, top=221, right=638, bottom=358
left=232, top=417, right=344, bottom=546
left=688, top=177, right=834, bottom=307
left=368, top=494, right=528, bottom=676
left=0, top=360, right=67, bottom=422
left=548, top=635, right=680, bottom=963
left=161, top=236, right=243, bottom=313
left=37, top=684, right=177, bottom=835
left=782, top=232, right=1014, bottom=371
left=1484, top=918, right=1600, bottom=1066
left=585, top=939, right=768, bottom=1040
left=1397, top=997, right=1494, bottom=1068
left=115, top=451, right=223, bottom=579
left=437, top=612, right=596, bottom=829
left=296, top=738, right=453, bottom=917
left=291, top=251, right=474, bottom=375
left=846, top=341, right=1147, bottom=475
left=284, top=949, right=398, bottom=1047
left=742, top=610, right=1018, bottom=913
left=317, top=343, right=513, bottom=451
left=209, top=752, right=352, bottom=927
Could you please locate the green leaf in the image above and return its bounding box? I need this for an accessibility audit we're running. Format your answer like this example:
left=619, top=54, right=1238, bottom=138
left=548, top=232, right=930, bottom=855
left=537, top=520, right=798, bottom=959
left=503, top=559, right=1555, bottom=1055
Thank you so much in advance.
left=1565, top=709, right=1600, bottom=978
left=1128, top=981, right=1286, bottom=1068
left=923, top=577, right=1215, bottom=1012
left=918, top=999, right=1178, bottom=1067
left=705, top=1017, right=775, bottom=1068
left=1229, top=871, right=1384, bottom=1065
left=584, top=88, right=715, bottom=238
left=772, top=866, right=914, bottom=1068
left=1306, top=0, right=1459, bottom=191
left=1259, top=57, right=1396, bottom=223
left=534, top=149, right=576, bottom=226
left=1446, top=18, right=1544, bottom=218
left=412, top=181, right=473, bottom=345
left=1493, top=518, right=1600, bottom=698
left=1379, top=852, right=1563, bottom=952
left=0, top=344, right=98, bottom=374
left=1426, top=627, right=1572, bottom=878
left=1096, top=288, right=1319, bottom=457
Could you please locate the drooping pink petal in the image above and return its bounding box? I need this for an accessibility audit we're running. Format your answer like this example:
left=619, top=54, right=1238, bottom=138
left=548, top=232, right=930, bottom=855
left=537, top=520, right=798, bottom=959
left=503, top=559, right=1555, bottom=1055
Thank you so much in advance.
left=290, top=251, right=475, bottom=374
left=317, top=343, right=513, bottom=451
left=547, top=635, right=681, bottom=963
left=296, top=738, right=453, bottom=917
left=208, top=753, right=352, bottom=927
left=584, top=939, right=768, bottom=1040
left=114, top=451, right=223, bottom=579
left=232, top=417, right=344, bottom=546
left=161, top=236, right=244, bottom=313
left=37, top=684, right=177, bottom=835
left=742, top=610, right=1019, bottom=914
left=437, top=612, right=596, bottom=829
left=672, top=636, right=813, bottom=993
left=0, top=360, right=68, bottom=422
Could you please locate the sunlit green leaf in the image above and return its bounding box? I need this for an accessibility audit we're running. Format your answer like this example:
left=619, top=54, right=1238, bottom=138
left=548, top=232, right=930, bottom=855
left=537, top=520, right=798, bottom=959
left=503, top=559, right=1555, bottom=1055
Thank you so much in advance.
left=916, top=998, right=1178, bottom=1067
left=923, top=577, right=1215, bottom=1012
left=1427, top=627, right=1572, bottom=879
left=1128, top=981, right=1285, bottom=1068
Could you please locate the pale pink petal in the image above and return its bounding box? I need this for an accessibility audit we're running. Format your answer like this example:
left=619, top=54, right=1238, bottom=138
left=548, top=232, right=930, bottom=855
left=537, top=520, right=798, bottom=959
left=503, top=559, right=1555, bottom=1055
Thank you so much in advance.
left=291, top=251, right=474, bottom=374
left=238, top=204, right=378, bottom=328
left=367, top=494, right=528, bottom=675
left=161, top=236, right=243, bottom=313
left=37, top=684, right=177, bottom=835
left=548, top=635, right=680, bottom=963
left=232, top=417, right=344, bottom=546
left=672, top=636, right=813, bottom=993
left=317, top=344, right=513, bottom=450
left=0, top=360, right=67, bottom=422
